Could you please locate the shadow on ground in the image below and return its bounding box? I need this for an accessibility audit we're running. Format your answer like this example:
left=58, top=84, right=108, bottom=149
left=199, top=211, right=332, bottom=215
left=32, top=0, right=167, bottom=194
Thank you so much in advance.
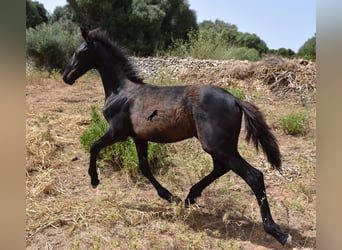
left=124, top=202, right=315, bottom=249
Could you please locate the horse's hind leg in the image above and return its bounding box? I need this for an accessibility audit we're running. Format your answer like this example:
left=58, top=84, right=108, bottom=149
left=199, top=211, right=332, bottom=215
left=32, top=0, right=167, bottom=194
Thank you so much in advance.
left=185, top=155, right=230, bottom=206
left=134, top=138, right=181, bottom=204
left=229, top=153, right=291, bottom=245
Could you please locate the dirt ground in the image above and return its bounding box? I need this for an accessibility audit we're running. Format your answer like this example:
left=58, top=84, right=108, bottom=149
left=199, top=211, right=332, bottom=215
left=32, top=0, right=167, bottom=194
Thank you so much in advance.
left=26, top=59, right=316, bottom=249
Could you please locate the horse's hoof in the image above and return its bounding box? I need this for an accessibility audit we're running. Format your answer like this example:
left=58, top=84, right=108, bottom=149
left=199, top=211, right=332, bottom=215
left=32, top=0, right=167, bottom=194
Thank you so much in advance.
left=91, top=179, right=100, bottom=188
left=284, top=234, right=292, bottom=246
left=170, top=196, right=182, bottom=205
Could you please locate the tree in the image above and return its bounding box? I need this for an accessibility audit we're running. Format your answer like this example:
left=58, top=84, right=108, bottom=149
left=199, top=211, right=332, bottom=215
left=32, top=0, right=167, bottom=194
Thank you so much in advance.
left=159, top=0, right=198, bottom=46
left=50, top=5, right=75, bottom=24
left=199, top=19, right=237, bottom=33
left=297, top=35, right=316, bottom=61
left=199, top=20, right=238, bottom=46
left=236, top=32, right=268, bottom=55
left=26, top=20, right=82, bottom=72
left=277, top=48, right=295, bottom=58
left=268, top=48, right=295, bottom=58
left=66, top=0, right=197, bottom=55
left=26, top=0, right=49, bottom=28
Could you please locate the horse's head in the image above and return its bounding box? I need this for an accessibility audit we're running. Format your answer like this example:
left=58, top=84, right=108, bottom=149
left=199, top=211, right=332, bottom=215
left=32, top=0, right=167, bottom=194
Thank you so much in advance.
left=63, top=27, right=96, bottom=85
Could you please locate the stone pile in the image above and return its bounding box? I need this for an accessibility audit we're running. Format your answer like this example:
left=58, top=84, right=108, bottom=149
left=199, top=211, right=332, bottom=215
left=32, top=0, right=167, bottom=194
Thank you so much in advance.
left=130, top=56, right=316, bottom=103
left=130, top=56, right=232, bottom=79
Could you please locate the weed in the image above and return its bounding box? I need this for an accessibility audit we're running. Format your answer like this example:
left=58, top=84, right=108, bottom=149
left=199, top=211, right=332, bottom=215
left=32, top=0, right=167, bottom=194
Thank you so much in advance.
left=224, top=86, right=246, bottom=100
left=279, top=111, right=308, bottom=136
left=291, top=196, right=306, bottom=213
left=227, top=238, right=241, bottom=250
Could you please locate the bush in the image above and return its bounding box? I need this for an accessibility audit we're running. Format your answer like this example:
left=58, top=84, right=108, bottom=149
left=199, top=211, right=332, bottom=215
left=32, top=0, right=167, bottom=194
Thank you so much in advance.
left=26, top=20, right=82, bottom=72
left=224, top=47, right=260, bottom=61
left=164, top=29, right=261, bottom=61
left=297, top=35, right=316, bottom=61
left=79, top=106, right=168, bottom=175
left=226, top=87, right=246, bottom=100
left=279, top=112, right=308, bottom=136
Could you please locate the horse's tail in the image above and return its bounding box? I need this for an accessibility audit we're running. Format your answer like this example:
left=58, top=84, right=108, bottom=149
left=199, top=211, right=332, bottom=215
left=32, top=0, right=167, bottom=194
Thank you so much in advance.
left=237, top=100, right=281, bottom=170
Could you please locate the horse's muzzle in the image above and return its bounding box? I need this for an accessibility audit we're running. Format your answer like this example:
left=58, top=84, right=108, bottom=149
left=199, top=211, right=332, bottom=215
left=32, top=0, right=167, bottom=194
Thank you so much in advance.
left=63, top=75, right=75, bottom=85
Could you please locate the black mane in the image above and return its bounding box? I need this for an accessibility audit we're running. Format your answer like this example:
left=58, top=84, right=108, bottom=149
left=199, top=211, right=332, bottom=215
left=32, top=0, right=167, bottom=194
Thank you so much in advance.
left=89, top=28, right=145, bottom=84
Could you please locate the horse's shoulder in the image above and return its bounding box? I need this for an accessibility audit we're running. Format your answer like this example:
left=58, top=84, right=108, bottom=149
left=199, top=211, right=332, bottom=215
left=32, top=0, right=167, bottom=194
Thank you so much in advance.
left=102, top=94, right=129, bottom=120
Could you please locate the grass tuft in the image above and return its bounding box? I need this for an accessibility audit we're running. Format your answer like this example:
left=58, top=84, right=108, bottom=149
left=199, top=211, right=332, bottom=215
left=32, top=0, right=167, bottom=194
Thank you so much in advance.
left=279, top=111, right=308, bottom=136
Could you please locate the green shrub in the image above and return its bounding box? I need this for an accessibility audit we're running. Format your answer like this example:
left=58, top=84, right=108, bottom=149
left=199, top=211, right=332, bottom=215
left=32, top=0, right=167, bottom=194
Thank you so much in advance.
left=227, top=87, right=246, bottom=100
left=79, top=106, right=168, bottom=175
left=26, top=20, right=82, bottom=72
left=279, top=112, right=308, bottom=136
left=224, top=47, right=260, bottom=61
left=164, top=29, right=261, bottom=61
left=297, top=35, right=316, bottom=61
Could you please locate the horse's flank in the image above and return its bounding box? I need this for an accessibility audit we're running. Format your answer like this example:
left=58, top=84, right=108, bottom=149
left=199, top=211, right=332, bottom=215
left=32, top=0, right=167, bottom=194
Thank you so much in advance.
left=106, top=81, right=200, bottom=143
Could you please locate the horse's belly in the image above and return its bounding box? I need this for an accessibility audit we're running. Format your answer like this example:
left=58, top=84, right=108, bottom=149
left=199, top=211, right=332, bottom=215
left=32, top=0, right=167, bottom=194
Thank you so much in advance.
left=131, top=113, right=196, bottom=143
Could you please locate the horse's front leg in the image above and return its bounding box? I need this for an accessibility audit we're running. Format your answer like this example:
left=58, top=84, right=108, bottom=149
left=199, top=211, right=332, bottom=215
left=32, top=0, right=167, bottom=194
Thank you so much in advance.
left=133, top=138, right=181, bottom=204
left=89, top=129, right=120, bottom=187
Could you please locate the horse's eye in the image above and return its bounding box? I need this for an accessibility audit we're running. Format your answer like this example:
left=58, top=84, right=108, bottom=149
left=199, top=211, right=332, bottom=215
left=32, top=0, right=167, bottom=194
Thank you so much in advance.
left=76, top=43, right=89, bottom=58
left=76, top=48, right=88, bottom=59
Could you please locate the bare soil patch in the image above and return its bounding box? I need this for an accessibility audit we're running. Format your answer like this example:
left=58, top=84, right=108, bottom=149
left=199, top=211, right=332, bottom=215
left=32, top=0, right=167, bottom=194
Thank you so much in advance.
left=26, top=59, right=316, bottom=249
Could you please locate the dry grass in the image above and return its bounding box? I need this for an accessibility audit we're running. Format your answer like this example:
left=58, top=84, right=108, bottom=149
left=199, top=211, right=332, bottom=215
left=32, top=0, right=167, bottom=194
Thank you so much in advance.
left=26, top=59, right=316, bottom=249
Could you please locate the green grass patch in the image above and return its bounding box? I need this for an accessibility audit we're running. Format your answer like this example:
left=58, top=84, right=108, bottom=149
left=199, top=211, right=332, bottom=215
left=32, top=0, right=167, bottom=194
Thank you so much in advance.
left=279, top=111, right=308, bottom=136
left=224, top=86, right=246, bottom=100
left=79, top=106, right=168, bottom=175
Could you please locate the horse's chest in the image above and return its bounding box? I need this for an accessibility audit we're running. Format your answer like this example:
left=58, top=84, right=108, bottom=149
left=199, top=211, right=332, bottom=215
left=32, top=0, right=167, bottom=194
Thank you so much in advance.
left=102, top=95, right=128, bottom=120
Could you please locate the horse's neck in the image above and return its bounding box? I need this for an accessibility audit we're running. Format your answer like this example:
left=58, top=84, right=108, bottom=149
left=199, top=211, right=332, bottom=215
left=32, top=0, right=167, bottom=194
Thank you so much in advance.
left=98, top=66, right=126, bottom=100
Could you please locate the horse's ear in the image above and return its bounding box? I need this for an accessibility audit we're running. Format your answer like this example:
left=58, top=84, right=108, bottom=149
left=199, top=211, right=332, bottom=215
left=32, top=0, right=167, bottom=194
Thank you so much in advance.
left=80, top=27, right=92, bottom=43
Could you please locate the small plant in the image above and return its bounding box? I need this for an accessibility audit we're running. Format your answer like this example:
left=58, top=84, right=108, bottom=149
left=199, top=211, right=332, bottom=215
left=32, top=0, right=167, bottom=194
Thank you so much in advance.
left=79, top=106, right=168, bottom=175
left=279, top=112, right=308, bottom=136
left=226, top=87, right=246, bottom=100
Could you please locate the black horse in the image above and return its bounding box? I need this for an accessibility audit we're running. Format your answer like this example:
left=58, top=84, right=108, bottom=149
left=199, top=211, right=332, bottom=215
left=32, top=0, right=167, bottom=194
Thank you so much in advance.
left=63, top=28, right=291, bottom=245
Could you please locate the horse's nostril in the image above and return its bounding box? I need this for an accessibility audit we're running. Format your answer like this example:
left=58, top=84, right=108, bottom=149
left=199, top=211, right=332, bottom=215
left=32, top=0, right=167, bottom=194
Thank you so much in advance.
left=63, top=74, right=75, bottom=84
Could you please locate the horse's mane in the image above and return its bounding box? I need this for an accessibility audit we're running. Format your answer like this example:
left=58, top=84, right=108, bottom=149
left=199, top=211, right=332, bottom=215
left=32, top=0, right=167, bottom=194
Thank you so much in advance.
left=89, top=28, right=145, bottom=84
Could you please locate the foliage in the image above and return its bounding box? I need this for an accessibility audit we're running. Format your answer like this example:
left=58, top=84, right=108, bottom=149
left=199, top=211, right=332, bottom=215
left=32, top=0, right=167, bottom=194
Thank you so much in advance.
left=66, top=0, right=197, bottom=55
left=50, top=5, right=76, bottom=24
left=159, top=0, right=198, bottom=46
left=297, top=35, right=316, bottom=61
left=26, top=20, right=82, bottom=72
left=224, top=47, right=260, bottom=61
left=26, top=0, right=49, bottom=28
left=279, top=112, right=308, bottom=136
left=199, top=20, right=268, bottom=55
left=79, top=106, right=168, bottom=175
left=268, top=48, right=295, bottom=58
left=235, top=32, right=268, bottom=55
left=164, top=28, right=261, bottom=61
left=226, top=87, right=246, bottom=100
